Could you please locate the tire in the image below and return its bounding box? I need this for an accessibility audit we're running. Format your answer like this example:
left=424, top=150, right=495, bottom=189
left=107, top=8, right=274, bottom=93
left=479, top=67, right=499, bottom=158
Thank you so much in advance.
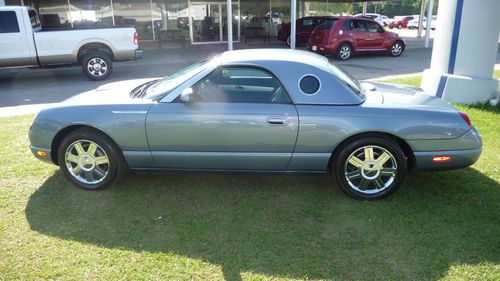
left=57, top=128, right=127, bottom=190
left=81, top=51, right=113, bottom=81
left=336, top=43, right=352, bottom=60
left=389, top=41, right=404, bottom=57
left=332, top=136, right=407, bottom=200
left=286, top=35, right=291, bottom=47
left=397, top=24, right=403, bottom=29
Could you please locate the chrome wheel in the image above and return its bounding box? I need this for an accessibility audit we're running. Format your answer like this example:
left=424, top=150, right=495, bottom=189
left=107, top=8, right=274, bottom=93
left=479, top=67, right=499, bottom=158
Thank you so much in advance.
left=339, top=45, right=351, bottom=60
left=391, top=43, right=403, bottom=56
left=86, top=57, right=108, bottom=77
left=65, top=139, right=110, bottom=185
left=343, top=145, right=397, bottom=195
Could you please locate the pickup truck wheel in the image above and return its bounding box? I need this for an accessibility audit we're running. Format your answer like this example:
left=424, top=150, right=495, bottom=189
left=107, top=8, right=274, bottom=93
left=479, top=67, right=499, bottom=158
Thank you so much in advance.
left=332, top=137, right=407, bottom=200
left=82, top=52, right=113, bottom=81
left=57, top=128, right=126, bottom=190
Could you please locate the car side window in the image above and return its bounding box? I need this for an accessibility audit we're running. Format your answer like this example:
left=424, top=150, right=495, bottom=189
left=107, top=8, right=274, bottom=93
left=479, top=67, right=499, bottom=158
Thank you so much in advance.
left=302, top=18, right=314, bottom=26
left=366, top=21, right=382, bottom=32
left=0, top=11, right=20, bottom=33
left=190, top=67, right=292, bottom=104
left=351, top=20, right=367, bottom=32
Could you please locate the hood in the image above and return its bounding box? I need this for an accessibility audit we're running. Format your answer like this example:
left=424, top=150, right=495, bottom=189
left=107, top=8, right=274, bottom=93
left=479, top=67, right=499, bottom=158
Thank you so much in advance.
left=361, top=81, right=456, bottom=111
left=61, top=78, right=159, bottom=106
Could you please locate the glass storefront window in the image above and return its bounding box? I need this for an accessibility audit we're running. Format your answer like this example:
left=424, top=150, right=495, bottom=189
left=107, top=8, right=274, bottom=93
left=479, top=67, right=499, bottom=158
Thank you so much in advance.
left=113, top=0, right=153, bottom=40
left=70, top=0, right=112, bottom=28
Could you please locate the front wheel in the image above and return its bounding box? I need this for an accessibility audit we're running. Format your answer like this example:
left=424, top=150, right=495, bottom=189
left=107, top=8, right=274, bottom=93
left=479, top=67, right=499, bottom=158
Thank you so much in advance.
left=332, top=136, right=407, bottom=200
left=57, top=128, right=126, bottom=190
left=286, top=35, right=291, bottom=47
left=389, top=41, right=404, bottom=57
left=81, top=52, right=113, bottom=81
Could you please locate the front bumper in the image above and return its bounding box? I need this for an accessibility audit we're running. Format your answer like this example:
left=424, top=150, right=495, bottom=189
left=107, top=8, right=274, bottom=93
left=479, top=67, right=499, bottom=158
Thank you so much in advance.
left=30, top=145, right=54, bottom=164
left=135, top=49, right=144, bottom=60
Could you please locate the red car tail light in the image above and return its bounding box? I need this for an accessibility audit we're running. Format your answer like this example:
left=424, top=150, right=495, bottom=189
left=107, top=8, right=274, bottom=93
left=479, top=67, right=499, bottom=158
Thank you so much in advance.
left=459, top=111, right=472, bottom=127
left=133, top=32, right=139, bottom=45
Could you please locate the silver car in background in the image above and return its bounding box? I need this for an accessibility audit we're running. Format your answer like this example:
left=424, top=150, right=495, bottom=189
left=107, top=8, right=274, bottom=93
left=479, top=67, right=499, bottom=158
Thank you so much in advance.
left=29, top=49, right=482, bottom=200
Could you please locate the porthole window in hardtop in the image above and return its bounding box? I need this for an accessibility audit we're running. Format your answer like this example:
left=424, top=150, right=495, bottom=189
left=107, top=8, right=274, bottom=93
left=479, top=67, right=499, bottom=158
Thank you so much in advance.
left=299, top=75, right=320, bottom=95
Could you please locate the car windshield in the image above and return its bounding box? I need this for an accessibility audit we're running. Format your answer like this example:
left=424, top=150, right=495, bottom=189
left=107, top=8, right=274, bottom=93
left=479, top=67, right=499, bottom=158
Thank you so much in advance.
left=142, top=58, right=215, bottom=99
left=327, top=60, right=365, bottom=99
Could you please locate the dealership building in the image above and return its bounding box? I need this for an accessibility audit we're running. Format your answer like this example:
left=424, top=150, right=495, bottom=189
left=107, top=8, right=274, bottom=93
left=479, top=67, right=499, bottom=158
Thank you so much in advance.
left=1, top=0, right=321, bottom=45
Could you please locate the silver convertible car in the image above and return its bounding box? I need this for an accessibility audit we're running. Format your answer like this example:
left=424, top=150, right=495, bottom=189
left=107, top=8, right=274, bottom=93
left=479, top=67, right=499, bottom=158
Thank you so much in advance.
left=29, top=49, right=482, bottom=200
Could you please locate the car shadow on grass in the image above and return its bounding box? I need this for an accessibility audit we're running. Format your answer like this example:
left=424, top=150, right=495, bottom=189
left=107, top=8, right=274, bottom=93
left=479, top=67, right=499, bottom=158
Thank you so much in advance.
left=26, top=169, right=499, bottom=280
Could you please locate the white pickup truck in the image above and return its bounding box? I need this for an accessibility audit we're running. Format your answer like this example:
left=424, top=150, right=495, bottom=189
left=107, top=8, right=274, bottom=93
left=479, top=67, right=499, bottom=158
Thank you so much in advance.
left=0, top=6, right=143, bottom=80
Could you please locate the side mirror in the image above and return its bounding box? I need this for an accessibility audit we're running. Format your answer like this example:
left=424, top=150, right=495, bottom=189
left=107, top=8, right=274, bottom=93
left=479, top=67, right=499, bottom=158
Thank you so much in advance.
left=180, top=87, right=194, bottom=102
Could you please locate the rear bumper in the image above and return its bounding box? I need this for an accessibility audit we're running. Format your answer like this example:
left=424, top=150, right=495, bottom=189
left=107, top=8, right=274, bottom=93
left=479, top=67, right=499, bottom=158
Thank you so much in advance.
left=414, top=148, right=482, bottom=171
left=307, top=42, right=338, bottom=54
left=135, top=49, right=144, bottom=60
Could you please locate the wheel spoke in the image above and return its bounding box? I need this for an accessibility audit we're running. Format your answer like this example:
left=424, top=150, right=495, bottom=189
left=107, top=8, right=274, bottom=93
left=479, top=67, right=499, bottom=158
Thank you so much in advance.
left=87, top=143, right=97, bottom=156
left=348, top=156, right=364, bottom=168
left=67, top=153, right=79, bottom=163
left=85, top=171, right=94, bottom=182
left=95, top=156, right=109, bottom=165
left=380, top=167, right=397, bottom=177
left=376, top=152, right=391, bottom=166
left=94, top=167, right=106, bottom=178
left=345, top=169, right=361, bottom=180
left=74, top=142, right=85, bottom=155
left=359, top=179, right=370, bottom=189
left=72, top=164, right=82, bottom=175
left=364, top=147, right=374, bottom=161
left=374, top=177, right=384, bottom=189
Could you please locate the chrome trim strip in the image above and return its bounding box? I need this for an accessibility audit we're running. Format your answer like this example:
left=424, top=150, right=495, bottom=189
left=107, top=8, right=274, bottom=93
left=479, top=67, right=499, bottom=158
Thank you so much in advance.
left=111, top=111, right=147, bottom=114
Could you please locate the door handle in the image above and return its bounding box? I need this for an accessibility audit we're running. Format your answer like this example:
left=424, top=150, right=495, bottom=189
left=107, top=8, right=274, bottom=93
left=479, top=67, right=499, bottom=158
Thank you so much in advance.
left=267, top=116, right=287, bottom=126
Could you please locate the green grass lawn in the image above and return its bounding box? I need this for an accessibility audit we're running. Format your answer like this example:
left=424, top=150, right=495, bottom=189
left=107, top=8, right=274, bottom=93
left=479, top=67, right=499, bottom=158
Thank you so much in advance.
left=1, top=102, right=499, bottom=279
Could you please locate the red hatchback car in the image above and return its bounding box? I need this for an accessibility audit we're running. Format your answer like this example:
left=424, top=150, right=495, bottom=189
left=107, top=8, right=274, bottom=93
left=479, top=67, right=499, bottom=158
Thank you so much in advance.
left=387, top=16, right=415, bottom=29
left=307, top=17, right=405, bottom=60
left=277, top=16, right=329, bottom=46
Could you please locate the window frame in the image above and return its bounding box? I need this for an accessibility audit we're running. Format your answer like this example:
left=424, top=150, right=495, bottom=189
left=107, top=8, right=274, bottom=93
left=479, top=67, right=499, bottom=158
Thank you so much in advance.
left=298, top=74, right=321, bottom=96
left=178, top=65, right=293, bottom=105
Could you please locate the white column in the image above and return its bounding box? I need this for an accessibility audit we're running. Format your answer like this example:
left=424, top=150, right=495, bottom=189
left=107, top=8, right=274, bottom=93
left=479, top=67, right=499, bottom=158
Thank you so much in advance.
left=290, top=0, right=296, bottom=49
left=417, top=0, right=425, bottom=38
left=0, top=0, right=5, bottom=6
left=227, top=0, right=233, bottom=50
left=424, top=0, right=434, bottom=48
left=421, top=0, right=500, bottom=104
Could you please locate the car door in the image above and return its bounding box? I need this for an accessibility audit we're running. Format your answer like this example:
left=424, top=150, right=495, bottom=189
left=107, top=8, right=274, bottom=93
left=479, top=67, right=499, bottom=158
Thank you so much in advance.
left=146, top=66, right=299, bottom=170
left=347, top=19, right=369, bottom=50
left=0, top=10, right=37, bottom=67
left=297, top=18, right=315, bottom=43
left=364, top=20, right=385, bottom=50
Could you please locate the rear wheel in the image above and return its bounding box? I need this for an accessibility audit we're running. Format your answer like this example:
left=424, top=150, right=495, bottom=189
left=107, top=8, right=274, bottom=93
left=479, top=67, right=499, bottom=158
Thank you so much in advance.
left=397, top=23, right=403, bottom=29
left=336, top=43, right=352, bottom=60
left=81, top=52, right=113, bottom=81
left=332, top=136, right=407, bottom=200
left=57, top=128, right=126, bottom=190
left=286, top=35, right=291, bottom=46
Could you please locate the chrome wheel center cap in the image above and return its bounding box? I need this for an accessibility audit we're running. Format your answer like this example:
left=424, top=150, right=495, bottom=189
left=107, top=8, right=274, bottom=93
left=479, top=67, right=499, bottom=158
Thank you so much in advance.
left=93, top=63, right=102, bottom=71
left=361, top=161, right=380, bottom=180
left=79, top=154, right=96, bottom=171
